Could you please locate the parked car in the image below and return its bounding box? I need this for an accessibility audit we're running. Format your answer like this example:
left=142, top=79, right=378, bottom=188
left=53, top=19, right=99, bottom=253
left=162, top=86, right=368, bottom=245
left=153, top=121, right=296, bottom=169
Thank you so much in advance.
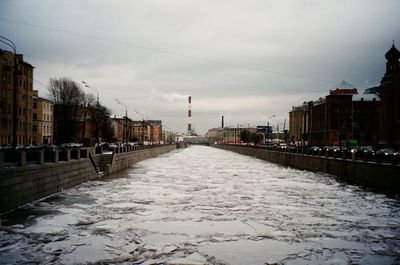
left=0, top=144, right=12, bottom=150
left=331, top=146, right=341, bottom=153
left=357, top=146, right=375, bottom=156
left=44, top=144, right=58, bottom=151
left=309, top=146, right=321, bottom=154
left=309, top=146, right=321, bottom=152
left=322, top=146, right=331, bottom=152
left=321, top=145, right=340, bottom=156
left=376, top=148, right=396, bottom=157
left=279, top=143, right=288, bottom=150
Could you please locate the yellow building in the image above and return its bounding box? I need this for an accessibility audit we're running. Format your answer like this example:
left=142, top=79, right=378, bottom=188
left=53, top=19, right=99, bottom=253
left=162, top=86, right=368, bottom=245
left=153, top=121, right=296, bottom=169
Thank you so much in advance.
left=32, top=90, right=54, bottom=144
left=0, top=50, right=34, bottom=145
left=206, top=127, right=256, bottom=143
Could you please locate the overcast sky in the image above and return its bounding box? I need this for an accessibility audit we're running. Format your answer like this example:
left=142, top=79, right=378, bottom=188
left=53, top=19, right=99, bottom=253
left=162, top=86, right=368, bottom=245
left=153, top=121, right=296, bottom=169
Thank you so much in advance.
left=1, top=1, right=399, bottom=134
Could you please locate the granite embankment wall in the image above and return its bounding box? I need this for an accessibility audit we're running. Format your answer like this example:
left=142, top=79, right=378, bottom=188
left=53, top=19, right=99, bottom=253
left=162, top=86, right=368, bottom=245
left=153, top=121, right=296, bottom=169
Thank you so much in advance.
left=0, top=157, right=98, bottom=214
left=108, top=144, right=176, bottom=174
left=213, top=144, right=400, bottom=195
left=0, top=144, right=177, bottom=214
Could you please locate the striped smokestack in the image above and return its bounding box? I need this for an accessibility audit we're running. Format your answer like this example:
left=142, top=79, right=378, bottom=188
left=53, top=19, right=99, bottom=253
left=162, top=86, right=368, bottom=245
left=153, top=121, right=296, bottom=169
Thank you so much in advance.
left=188, top=96, right=192, bottom=134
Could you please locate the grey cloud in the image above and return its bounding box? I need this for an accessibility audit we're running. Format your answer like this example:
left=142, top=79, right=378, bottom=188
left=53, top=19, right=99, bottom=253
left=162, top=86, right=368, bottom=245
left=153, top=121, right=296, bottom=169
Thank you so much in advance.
left=1, top=0, right=399, bottom=134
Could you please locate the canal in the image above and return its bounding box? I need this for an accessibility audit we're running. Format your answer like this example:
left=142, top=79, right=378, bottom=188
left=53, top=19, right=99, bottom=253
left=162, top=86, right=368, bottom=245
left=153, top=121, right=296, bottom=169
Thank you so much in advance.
left=0, top=145, right=399, bottom=265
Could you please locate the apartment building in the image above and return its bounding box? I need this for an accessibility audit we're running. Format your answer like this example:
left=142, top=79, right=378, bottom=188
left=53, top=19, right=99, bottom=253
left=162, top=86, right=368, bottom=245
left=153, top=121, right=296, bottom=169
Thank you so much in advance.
left=32, top=90, right=54, bottom=144
left=0, top=50, right=34, bottom=145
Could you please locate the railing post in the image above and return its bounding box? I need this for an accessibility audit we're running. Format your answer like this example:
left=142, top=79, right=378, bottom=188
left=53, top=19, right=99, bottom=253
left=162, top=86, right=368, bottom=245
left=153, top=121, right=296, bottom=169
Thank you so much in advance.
left=37, top=150, right=44, bottom=164
left=66, top=150, right=71, bottom=161
left=76, top=148, right=81, bottom=160
left=52, top=150, right=59, bottom=163
left=17, top=151, right=26, bottom=167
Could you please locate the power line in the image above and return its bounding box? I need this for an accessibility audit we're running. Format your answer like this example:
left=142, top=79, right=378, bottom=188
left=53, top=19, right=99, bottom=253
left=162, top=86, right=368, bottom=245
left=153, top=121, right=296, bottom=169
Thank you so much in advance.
left=0, top=17, right=338, bottom=84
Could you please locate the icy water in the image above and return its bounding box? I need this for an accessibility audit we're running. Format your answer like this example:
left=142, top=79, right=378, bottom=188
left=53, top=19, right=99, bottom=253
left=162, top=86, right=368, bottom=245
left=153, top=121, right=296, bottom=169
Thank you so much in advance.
left=1, top=146, right=400, bottom=265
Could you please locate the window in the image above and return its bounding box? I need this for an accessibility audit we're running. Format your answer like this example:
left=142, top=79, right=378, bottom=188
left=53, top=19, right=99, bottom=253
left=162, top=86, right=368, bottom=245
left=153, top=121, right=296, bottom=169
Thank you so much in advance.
left=33, top=102, right=37, bottom=109
left=33, top=113, right=37, bottom=120
left=1, top=118, right=7, bottom=129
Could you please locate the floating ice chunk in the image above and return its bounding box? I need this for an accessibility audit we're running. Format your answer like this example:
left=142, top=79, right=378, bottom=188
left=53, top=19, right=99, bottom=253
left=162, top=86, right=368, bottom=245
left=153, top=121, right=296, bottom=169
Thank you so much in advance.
left=139, top=259, right=158, bottom=265
left=324, top=258, right=349, bottom=265
left=166, top=252, right=207, bottom=265
left=162, top=245, right=178, bottom=253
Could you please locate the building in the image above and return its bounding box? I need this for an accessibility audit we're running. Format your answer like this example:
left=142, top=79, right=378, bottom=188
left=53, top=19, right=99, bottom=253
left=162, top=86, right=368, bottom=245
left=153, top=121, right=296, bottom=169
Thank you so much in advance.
left=289, top=86, right=379, bottom=147
left=132, top=120, right=146, bottom=142
left=110, top=117, right=162, bottom=144
left=32, top=90, right=54, bottom=144
left=206, top=126, right=256, bottom=143
left=378, top=44, right=400, bottom=147
left=0, top=50, right=34, bottom=145
left=111, top=116, right=132, bottom=143
left=289, top=104, right=307, bottom=145
left=145, top=120, right=162, bottom=144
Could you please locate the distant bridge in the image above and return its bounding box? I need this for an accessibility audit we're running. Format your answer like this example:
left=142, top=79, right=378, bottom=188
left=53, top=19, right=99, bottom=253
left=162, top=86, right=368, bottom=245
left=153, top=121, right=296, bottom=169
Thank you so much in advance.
left=185, top=136, right=210, bottom=145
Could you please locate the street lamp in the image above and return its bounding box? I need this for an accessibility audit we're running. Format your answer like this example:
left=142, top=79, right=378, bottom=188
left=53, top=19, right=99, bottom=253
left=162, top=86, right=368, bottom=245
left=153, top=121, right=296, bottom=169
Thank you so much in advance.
left=0, top=36, right=17, bottom=149
left=81, top=81, right=100, bottom=146
left=115, top=99, right=128, bottom=145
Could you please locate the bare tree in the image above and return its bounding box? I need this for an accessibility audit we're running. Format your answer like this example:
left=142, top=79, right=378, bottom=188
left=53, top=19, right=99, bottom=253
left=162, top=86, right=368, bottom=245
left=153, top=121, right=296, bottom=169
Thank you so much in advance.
left=48, top=77, right=85, bottom=143
left=88, top=103, right=113, bottom=142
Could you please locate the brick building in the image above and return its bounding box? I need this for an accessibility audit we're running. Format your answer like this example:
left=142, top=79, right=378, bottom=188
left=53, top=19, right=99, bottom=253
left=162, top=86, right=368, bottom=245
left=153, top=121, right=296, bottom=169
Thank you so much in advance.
left=289, top=87, right=379, bottom=147
left=0, top=50, right=34, bottom=145
left=378, top=44, right=400, bottom=147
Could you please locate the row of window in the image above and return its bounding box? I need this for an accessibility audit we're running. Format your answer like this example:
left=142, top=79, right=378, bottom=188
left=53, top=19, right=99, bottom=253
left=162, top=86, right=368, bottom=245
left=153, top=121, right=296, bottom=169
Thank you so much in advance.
left=33, top=113, right=52, bottom=122
left=32, top=124, right=52, bottom=135
left=0, top=120, right=33, bottom=132
left=2, top=73, right=33, bottom=90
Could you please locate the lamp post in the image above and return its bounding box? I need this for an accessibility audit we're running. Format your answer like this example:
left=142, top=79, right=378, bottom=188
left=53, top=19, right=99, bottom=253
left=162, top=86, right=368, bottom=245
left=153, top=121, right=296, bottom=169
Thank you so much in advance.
left=115, top=99, right=128, bottom=145
left=81, top=81, right=100, bottom=146
left=0, top=36, right=18, bottom=149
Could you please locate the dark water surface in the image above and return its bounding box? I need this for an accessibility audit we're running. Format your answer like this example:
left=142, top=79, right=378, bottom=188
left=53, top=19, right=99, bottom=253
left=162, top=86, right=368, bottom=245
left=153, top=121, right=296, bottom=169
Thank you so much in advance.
left=1, top=146, right=399, bottom=264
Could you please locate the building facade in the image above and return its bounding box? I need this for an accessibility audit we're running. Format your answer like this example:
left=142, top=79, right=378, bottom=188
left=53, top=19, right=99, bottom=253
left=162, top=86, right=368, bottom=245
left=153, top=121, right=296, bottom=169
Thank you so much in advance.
left=110, top=117, right=162, bottom=144
left=289, top=104, right=307, bottom=145
left=145, top=120, right=162, bottom=144
left=32, top=90, right=54, bottom=144
left=111, top=116, right=132, bottom=143
left=206, top=126, right=256, bottom=143
left=0, top=50, right=34, bottom=145
left=289, top=88, right=379, bottom=147
left=378, top=44, right=400, bottom=147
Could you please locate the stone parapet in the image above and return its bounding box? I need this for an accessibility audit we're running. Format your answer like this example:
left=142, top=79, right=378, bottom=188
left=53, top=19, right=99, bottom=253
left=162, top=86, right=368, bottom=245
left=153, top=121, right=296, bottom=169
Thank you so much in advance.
left=213, top=144, right=400, bottom=195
